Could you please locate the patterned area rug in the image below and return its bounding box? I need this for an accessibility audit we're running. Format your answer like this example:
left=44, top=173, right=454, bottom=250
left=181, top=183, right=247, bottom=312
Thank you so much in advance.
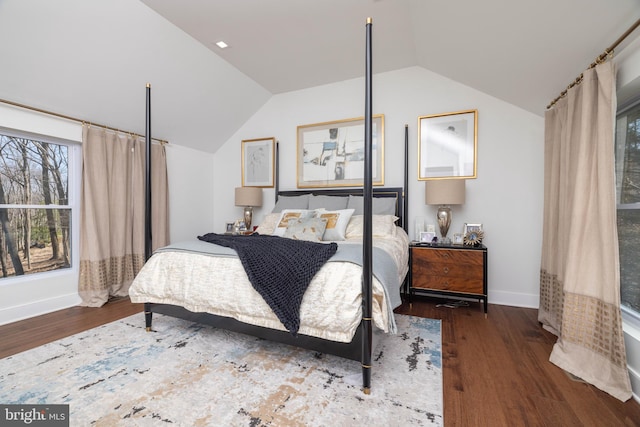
left=0, top=313, right=442, bottom=426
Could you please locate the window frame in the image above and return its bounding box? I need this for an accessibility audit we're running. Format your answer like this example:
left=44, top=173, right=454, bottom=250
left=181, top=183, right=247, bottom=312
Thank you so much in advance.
left=0, top=126, right=81, bottom=283
left=615, top=98, right=640, bottom=321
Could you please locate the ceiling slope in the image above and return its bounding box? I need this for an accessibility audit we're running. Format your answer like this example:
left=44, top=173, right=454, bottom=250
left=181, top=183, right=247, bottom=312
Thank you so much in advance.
left=142, top=0, right=640, bottom=116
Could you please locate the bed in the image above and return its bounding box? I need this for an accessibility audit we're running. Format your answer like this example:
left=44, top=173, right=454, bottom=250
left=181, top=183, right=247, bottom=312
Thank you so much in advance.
left=131, top=19, right=409, bottom=394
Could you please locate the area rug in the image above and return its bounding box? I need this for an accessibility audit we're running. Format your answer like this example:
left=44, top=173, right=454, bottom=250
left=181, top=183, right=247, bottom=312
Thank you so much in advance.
left=0, top=313, right=442, bottom=426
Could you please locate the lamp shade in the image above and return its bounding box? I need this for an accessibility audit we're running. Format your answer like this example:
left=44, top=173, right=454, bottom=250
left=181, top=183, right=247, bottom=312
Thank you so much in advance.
left=235, top=187, right=263, bottom=207
left=425, top=179, right=465, bottom=205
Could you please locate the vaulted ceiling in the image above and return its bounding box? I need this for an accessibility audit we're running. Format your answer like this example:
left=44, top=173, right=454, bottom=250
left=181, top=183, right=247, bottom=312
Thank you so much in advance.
left=142, top=0, right=640, bottom=116
left=1, top=1, right=639, bottom=155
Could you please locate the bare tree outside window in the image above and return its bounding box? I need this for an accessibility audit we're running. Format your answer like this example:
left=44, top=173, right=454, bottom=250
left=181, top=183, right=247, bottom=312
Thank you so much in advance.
left=616, top=103, right=640, bottom=314
left=0, top=133, right=71, bottom=278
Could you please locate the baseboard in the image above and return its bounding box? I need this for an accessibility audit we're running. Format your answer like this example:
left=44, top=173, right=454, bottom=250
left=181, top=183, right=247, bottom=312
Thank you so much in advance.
left=488, top=289, right=539, bottom=309
left=628, top=364, right=640, bottom=404
left=0, top=293, right=81, bottom=326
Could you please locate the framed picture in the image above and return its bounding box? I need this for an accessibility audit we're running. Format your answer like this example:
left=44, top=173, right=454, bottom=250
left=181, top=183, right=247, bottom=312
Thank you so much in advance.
left=225, top=222, right=234, bottom=233
left=419, top=231, right=436, bottom=243
left=297, top=115, right=384, bottom=188
left=453, top=233, right=464, bottom=245
left=242, top=137, right=275, bottom=187
left=418, top=110, right=477, bottom=180
left=464, top=223, right=483, bottom=235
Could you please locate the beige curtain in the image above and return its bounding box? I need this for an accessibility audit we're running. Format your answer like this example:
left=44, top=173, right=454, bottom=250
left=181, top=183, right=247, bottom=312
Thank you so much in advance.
left=79, top=126, right=169, bottom=307
left=538, top=61, right=632, bottom=401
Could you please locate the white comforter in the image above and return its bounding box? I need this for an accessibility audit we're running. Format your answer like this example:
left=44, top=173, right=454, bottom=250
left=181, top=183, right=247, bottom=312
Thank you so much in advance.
left=129, top=230, right=409, bottom=343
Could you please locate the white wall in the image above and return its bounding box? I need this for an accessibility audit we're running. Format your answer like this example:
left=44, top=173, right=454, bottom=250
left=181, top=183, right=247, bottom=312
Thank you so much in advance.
left=214, top=66, right=545, bottom=308
left=0, top=103, right=215, bottom=325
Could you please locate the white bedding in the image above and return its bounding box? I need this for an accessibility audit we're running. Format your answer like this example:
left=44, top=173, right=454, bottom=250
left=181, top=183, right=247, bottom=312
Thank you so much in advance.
left=129, top=228, right=409, bottom=343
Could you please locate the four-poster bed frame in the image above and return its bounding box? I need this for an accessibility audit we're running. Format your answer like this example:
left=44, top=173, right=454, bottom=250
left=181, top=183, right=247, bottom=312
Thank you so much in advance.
left=141, top=18, right=409, bottom=394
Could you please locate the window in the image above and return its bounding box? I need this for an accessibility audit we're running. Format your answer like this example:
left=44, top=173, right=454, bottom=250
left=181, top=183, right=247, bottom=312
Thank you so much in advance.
left=616, top=101, right=640, bottom=314
left=0, top=131, right=73, bottom=279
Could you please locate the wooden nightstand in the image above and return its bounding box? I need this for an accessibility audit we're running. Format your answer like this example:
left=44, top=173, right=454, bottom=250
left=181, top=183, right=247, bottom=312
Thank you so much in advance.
left=408, top=243, right=488, bottom=314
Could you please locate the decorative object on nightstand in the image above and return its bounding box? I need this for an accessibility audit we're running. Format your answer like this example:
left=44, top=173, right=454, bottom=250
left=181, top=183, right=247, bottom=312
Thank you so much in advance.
left=463, top=223, right=483, bottom=246
left=425, top=179, right=465, bottom=244
left=235, top=186, right=263, bottom=230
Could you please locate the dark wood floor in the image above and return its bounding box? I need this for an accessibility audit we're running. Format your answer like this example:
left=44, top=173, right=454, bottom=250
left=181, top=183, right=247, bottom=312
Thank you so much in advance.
left=1, top=296, right=639, bottom=426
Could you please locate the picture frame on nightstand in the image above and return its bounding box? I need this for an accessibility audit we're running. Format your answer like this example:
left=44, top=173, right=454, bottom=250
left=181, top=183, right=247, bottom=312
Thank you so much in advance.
left=419, top=231, right=436, bottom=243
left=464, top=223, right=483, bottom=234
left=452, top=233, right=464, bottom=245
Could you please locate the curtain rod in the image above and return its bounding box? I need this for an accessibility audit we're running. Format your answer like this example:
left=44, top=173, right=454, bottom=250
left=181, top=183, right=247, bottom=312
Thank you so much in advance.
left=0, top=97, right=168, bottom=144
left=546, top=17, right=640, bottom=110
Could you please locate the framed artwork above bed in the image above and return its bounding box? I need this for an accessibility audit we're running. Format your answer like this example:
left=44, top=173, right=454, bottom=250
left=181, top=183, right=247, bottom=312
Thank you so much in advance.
left=242, top=137, right=275, bottom=187
left=296, top=115, right=384, bottom=188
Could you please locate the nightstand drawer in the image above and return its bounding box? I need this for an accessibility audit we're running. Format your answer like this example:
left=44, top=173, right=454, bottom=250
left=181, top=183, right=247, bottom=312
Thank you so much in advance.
left=412, top=274, right=483, bottom=294
left=412, top=259, right=483, bottom=280
left=411, top=247, right=483, bottom=266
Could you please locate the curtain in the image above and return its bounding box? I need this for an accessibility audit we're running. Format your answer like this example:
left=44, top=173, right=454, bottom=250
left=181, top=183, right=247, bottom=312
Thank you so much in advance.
left=538, top=61, right=632, bottom=401
left=79, top=126, right=169, bottom=307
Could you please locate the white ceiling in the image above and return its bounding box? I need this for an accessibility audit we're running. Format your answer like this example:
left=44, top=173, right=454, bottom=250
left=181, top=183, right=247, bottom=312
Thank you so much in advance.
left=142, top=0, right=640, bottom=117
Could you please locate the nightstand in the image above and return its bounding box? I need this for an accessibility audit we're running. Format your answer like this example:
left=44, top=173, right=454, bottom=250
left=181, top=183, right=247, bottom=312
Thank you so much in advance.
left=408, top=243, right=488, bottom=314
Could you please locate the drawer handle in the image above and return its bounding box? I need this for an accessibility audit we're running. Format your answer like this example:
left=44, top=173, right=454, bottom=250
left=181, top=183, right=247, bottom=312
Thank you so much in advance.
left=443, top=267, right=449, bottom=274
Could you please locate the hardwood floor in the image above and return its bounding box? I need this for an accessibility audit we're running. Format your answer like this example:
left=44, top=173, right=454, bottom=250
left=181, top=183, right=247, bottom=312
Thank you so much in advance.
left=1, top=296, right=639, bottom=426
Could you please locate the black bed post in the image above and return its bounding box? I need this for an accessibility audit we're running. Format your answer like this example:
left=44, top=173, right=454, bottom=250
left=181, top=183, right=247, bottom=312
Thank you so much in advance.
left=361, top=17, right=373, bottom=395
left=403, top=124, right=409, bottom=232
left=275, top=141, right=280, bottom=203
left=144, top=83, right=153, bottom=332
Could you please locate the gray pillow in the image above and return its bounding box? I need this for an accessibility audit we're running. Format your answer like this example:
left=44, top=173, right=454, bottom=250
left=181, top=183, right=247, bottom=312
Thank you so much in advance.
left=347, top=195, right=397, bottom=215
left=308, top=194, right=349, bottom=210
left=272, top=194, right=310, bottom=213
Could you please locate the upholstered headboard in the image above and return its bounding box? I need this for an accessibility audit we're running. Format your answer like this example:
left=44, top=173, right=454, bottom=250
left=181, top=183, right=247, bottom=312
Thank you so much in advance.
left=276, top=187, right=405, bottom=230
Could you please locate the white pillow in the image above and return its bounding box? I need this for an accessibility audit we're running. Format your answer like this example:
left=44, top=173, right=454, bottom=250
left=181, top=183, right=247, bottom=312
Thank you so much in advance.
left=345, top=215, right=399, bottom=239
left=314, top=208, right=355, bottom=241
left=255, top=213, right=280, bottom=235
left=272, top=209, right=313, bottom=236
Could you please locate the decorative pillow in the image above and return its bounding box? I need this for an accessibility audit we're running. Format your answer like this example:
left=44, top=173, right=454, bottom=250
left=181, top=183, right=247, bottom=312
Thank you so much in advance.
left=254, top=212, right=280, bottom=235
left=346, top=195, right=397, bottom=215
left=308, top=194, right=349, bottom=211
left=272, top=194, right=310, bottom=213
left=283, top=217, right=328, bottom=242
left=314, top=208, right=355, bottom=241
left=272, top=209, right=313, bottom=236
left=345, top=215, right=399, bottom=239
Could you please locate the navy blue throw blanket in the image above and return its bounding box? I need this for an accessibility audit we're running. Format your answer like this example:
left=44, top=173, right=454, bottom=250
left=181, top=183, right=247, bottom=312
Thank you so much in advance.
left=197, top=233, right=338, bottom=335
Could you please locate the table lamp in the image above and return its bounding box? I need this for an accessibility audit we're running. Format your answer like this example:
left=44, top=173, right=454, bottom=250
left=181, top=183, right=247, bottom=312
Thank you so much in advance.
left=425, top=179, right=465, bottom=244
left=235, top=187, right=263, bottom=230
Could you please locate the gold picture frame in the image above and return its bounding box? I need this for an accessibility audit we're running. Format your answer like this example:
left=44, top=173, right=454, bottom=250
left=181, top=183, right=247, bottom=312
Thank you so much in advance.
left=241, top=137, right=275, bottom=187
left=296, top=115, right=384, bottom=188
left=418, top=109, right=477, bottom=180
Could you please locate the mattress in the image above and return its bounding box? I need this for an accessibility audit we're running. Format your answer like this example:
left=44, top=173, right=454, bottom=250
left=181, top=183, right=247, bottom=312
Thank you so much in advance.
left=129, top=229, right=409, bottom=343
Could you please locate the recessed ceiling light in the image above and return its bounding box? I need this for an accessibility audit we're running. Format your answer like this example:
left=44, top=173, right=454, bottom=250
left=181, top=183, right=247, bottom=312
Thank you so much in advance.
left=215, top=41, right=228, bottom=49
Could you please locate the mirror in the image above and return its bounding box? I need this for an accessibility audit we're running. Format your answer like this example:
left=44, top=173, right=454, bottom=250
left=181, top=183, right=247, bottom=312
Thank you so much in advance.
left=418, top=109, right=477, bottom=180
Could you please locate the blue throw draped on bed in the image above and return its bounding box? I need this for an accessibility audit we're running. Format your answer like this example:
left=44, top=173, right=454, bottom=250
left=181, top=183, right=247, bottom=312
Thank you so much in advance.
left=197, top=233, right=338, bottom=335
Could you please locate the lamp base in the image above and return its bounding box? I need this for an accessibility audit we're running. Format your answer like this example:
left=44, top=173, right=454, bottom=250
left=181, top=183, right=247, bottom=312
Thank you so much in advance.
left=243, top=206, right=254, bottom=231
left=436, top=205, right=452, bottom=242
